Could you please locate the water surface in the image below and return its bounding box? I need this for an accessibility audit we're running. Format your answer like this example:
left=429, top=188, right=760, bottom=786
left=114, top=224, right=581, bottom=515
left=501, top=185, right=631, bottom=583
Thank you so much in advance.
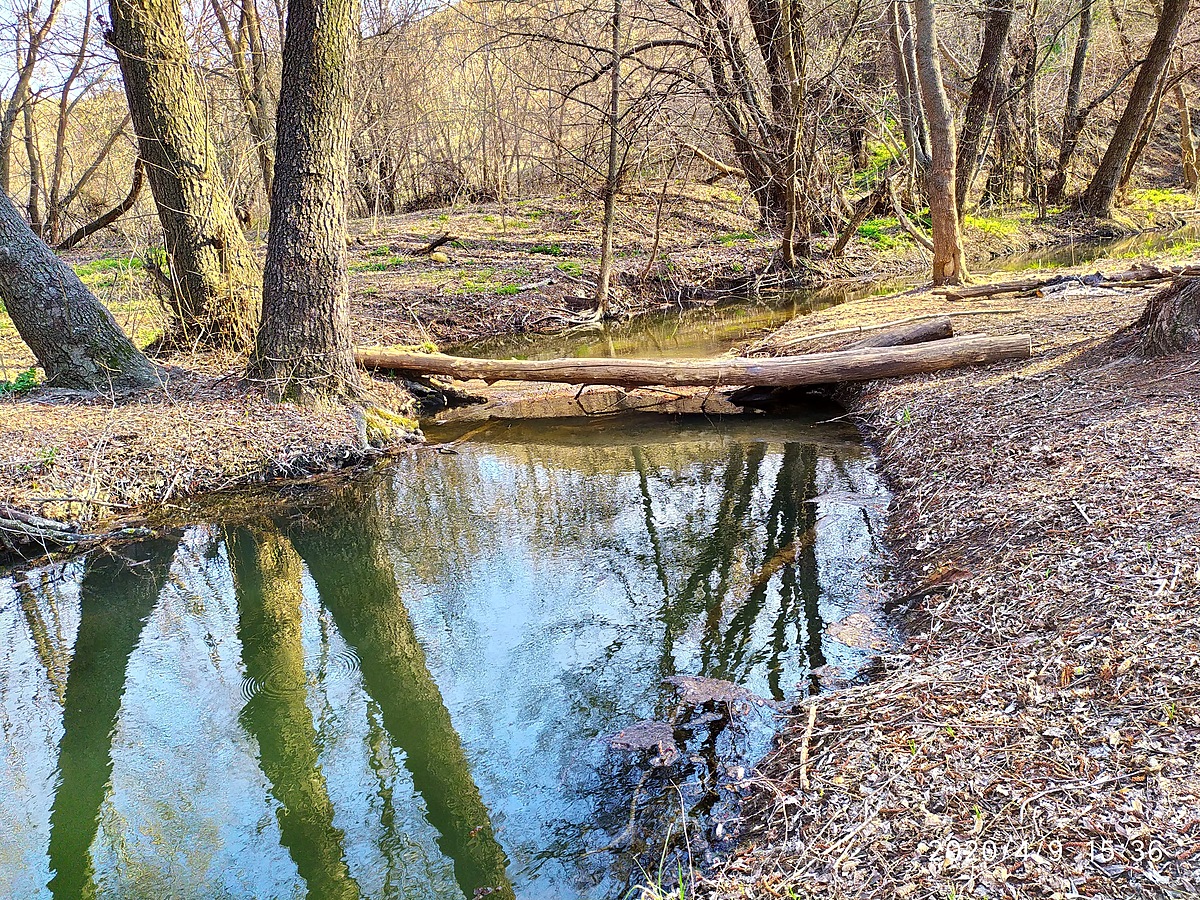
left=0, top=411, right=891, bottom=899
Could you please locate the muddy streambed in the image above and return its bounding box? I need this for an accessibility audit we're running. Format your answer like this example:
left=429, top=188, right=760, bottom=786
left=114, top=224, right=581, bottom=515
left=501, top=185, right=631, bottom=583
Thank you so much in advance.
left=0, top=407, right=893, bottom=899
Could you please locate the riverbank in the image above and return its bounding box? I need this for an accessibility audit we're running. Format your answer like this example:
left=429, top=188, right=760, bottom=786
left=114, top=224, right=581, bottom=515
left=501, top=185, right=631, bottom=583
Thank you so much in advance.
left=0, top=366, right=418, bottom=558
left=703, top=273, right=1200, bottom=896
left=2, top=186, right=1198, bottom=559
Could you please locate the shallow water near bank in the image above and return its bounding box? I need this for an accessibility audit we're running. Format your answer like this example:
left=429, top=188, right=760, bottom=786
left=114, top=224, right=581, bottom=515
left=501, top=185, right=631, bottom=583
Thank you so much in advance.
left=453, top=223, right=1200, bottom=363
left=1, top=410, right=891, bottom=899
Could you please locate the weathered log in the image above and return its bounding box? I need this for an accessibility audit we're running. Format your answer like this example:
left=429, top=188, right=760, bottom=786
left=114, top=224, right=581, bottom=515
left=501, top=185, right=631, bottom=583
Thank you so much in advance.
left=356, top=333, right=1032, bottom=388
left=849, top=318, right=953, bottom=348
left=939, top=264, right=1200, bottom=301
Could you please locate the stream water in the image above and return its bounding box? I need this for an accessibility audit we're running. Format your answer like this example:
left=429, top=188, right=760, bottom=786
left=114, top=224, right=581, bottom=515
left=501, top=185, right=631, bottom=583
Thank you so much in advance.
left=0, top=411, right=891, bottom=900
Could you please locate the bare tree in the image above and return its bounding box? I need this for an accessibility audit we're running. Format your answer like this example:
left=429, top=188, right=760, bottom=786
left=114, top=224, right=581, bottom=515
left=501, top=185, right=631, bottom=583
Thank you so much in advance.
left=1077, top=0, right=1191, bottom=216
left=912, top=0, right=968, bottom=284
left=954, top=0, right=1014, bottom=214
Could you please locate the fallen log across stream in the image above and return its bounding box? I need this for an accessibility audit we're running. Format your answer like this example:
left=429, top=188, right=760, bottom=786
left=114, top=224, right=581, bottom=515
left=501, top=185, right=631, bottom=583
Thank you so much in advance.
left=357, top=333, right=1032, bottom=388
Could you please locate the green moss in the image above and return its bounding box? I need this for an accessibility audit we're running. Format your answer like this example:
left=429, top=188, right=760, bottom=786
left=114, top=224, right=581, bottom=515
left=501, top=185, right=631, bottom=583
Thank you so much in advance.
left=556, top=260, right=583, bottom=276
left=496, top=284, right=520, bottom=295
left=1129, top=187, right=1194, bottom=209
left=531, top=243, right=564, bottom=256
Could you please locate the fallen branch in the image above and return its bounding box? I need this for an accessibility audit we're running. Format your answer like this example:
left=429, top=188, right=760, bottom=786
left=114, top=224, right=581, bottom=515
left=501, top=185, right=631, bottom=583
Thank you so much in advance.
left=751, top=309, right=1020, bottom=354
left=413, top=232, right=456, bottom=255
left=938, top=264, right=1200, bottom=301
left=356, top=333, right=1032, bottom=388
left=888, top=177, right=934, bottom=251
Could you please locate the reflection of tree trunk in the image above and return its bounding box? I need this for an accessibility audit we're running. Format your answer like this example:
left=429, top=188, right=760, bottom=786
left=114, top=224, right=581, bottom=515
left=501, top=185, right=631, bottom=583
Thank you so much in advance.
left=14, top=571, right=70, bottom=703
left=47, top=538, right=179, bottom=900
left=796, top=447, right=825, bottom=695
left=227, top=527, right=360, bottom=900
left=285, top=496, right=515, bottom=900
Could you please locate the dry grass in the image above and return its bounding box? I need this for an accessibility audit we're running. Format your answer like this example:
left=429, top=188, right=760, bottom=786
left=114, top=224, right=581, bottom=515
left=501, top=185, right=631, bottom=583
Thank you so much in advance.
left=704, top=274, right=1200, bottom=898
left=0, top=366, right=415, bottom=527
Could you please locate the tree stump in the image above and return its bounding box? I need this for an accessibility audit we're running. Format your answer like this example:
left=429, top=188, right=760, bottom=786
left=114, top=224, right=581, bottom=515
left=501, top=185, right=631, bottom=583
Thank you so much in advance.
left=1139, top=276, right=1200, bottom=356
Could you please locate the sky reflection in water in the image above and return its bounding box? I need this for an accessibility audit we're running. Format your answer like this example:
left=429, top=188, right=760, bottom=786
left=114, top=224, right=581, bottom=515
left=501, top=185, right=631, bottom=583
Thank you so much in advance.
left=0, top=411, right=890, bottom=899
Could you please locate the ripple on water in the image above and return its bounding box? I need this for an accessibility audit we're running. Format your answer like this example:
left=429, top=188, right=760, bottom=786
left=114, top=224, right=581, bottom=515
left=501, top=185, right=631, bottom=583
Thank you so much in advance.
left=239, top=647, right=362, bottom=703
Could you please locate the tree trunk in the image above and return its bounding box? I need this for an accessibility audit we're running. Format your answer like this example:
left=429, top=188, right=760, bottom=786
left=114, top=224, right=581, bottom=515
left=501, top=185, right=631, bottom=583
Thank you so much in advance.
left=1021, top=40, right=1045, bottom=213
left=888, top=0, right=931, bottom=176
left=955, top=0, right=1014, bottom=215
left=250, top=0, right=361, bottom=401
left=1179, top=79, right=1199, bottom=190
left=108, top=0, right=260, bottom=351
left=983, top=70, right=1019, bottom=205
left=594, top=0, right=621, bottom=316
left=1138, top=276, right=1200, bottom=355
left=1047, top=0, right=1092, bottom=203
left=0, top=189, right=157, bottom=389
left=1077, top=0, right=1191, bottom=216
left=912, top=0, right=968, bottom=284
left=1118, top=76, right=1168, bottom=196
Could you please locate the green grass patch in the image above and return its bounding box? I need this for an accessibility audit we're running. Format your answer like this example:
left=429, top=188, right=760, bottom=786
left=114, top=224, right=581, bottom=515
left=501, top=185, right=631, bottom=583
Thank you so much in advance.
left=496, top=284, right=520, bottom=295
left=1129, top=187, right=1195, bottom=209
left=715, top=231, right=757, bottom=245
left=857, top=217, right=909, bottom=250
left=531, top=243, right=564, bottom=256
left=853, top=142, right=900, bottom=190
left=555, top=260, right=583, bottom=277
left=964, top=214, right=1021, bottom=237
left=0, top=367, right=37, bottom=395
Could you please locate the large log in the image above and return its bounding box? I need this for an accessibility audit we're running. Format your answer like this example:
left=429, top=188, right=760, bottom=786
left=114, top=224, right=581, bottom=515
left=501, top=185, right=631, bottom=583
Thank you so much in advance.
left=356, top=333, right=1032, bottom=388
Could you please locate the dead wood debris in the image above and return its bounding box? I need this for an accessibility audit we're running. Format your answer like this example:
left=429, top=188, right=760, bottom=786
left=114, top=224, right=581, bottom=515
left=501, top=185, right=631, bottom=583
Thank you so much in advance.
left=701, top=277, right=1200, bottom=899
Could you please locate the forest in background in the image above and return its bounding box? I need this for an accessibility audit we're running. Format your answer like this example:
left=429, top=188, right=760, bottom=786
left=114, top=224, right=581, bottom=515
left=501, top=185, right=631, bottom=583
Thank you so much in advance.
left=2, top=0, right=1197, bottom=265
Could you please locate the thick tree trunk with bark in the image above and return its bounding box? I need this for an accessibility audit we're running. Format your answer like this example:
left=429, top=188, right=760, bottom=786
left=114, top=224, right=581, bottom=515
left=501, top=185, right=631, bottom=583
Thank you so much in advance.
left=0, top=190, right=156, bottom=389
left=955, top=0, right=1014, bottom=215
left=1077, top=0, right=1191, bottom=216
left=108, top=0, right=260, bottom=351
left=1139, top=277, right=1200, bottom=355
left=251, top=0, right=361, bottom=401
left=912, top=0, right=968, bottom=284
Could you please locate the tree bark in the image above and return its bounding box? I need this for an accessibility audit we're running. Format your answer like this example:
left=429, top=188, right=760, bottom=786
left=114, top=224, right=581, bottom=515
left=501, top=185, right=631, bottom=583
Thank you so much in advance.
left=356, top=334, right=1032, bottom=387
left=1077, top=0, right=1191, bottom=216
left=983, top=70, right=1019, bottom=205
left=955, top=0, right=1015, bottom=215
left=1138, top=276, right=1200, bottom=355
left=108, top=0, right=261, bottom=351
left=250, top=0, right=361, bottom=400
left=1179, top=79, right=1199, bottom=190
left=594, top=0, right=621, bottom=316
left=912, top=0, right=969, bottom=284
left=0, top=189, right=157, bottom=389
left=1047, top=0, right=1092, bottom=203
